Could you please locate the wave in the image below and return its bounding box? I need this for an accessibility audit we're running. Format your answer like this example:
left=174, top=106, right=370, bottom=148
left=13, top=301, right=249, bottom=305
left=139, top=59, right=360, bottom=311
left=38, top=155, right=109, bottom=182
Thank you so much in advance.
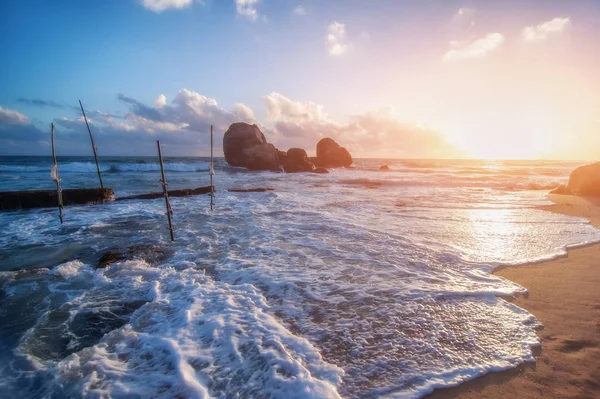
left=339, top=177, right=561, bottom=191
left=361, top=163, right=569, bottom=178
left=0, top=162, right=210, bottom=174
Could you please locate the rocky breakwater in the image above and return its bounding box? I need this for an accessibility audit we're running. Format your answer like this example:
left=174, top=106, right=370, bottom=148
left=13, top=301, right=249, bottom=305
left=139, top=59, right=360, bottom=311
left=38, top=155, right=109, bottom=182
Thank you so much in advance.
left=223, top=122, right=352, bottom=173
left=551, top=162, right=600, bottom=197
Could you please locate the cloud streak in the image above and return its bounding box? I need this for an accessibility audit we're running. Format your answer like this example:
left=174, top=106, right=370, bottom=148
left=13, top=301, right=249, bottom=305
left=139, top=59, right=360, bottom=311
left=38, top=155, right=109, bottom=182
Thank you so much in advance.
left=522, top=17, right=571, bottom=42
left=16, top=98, right=66, bottom=109
left=140, top=0, right=194, bottom=13
left=442, top=33, right=505, bottom=63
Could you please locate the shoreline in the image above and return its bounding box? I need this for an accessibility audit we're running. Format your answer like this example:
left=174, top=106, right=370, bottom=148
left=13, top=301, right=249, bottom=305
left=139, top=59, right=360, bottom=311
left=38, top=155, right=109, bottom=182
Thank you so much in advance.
left=427, top=194, right=600, bottom=399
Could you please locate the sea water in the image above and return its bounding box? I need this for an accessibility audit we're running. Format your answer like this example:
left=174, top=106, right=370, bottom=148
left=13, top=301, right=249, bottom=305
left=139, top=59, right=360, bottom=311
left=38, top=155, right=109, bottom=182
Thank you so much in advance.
left=0, top=156, right=598, bottom=398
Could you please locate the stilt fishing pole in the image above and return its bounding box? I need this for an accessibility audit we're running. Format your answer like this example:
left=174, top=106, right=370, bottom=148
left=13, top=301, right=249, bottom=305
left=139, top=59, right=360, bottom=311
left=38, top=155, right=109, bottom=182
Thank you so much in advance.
left=50, top=123, right=64, bottom=223
left=79, top=99, right=104, bottom=189
left=157, top=140, right=175, bottom=242
left=210, top=124, right=214, bottom=210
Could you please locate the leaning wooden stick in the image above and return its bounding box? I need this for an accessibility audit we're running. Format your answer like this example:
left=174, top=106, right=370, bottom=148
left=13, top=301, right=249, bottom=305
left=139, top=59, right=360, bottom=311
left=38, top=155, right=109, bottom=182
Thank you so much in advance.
left=210, top=124, right=214, bottom=210
left=157, top=140, right=175, bottom=242
left=79, top=99, right=104, bottom=189
left=50, top=123, right=64, bottom=224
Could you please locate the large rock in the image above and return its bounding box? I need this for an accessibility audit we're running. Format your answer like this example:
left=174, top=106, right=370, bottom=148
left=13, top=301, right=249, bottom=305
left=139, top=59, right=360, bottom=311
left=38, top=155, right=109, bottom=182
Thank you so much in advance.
left=551, top=162, right=600, bottom=197
left=283, top=148, right=316, bottom=173
left=223, top=123, right=268, bottom=167
left=316, top=138, right=353, bottom=168
left=243, top=143, right=281, bottom=171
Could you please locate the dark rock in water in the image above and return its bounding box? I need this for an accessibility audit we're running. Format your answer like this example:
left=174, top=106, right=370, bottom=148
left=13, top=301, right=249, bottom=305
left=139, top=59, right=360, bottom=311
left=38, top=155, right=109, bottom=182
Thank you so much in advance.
left=223, top=123, right=283, bottom=170
left=117, top=186, right=213, bottom=201
left=227, top=188, right=274, bottom=192
left=223, top=123, right=267, bottom=167
left=98, top=251, right=124, bottom=268
left=0, top=188, right=114, bottom=211
left=243, top=143, right=280, bottom=170
left=550, top=162, right=600, bottom=197
left=283, top=147, right=317, bottom=173
left=380, top=165, right=390, bottom=171
left=24, top=299, right=147, bottom=361
left=277, top=150, right=289, bottom=165
left=287, top=148, right=308, bottom=162
left=316, top=138, right=353, bottom=168
left=312, top=167, right=329, bottom=174
left=97, top=244, right=173, bottom=268
left=284, top=160, right=316, bottom=173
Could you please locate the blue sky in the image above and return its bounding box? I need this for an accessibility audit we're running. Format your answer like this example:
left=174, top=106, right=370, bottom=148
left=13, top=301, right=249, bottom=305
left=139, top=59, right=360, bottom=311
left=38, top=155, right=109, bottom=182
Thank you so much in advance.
left=1, top=0, right=599, bottom=159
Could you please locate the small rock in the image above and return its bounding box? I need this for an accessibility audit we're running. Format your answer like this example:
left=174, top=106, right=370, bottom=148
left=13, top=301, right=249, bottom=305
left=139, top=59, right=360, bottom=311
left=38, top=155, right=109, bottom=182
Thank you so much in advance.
left=97, top=245, right=173, bottom=269
left=283, top=147, right=317, bottom=173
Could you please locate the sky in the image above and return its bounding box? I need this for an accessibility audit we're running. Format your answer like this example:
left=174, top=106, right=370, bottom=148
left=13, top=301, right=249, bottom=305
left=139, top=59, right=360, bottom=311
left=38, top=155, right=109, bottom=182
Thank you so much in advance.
left=0, top=0, right=599, bottom=159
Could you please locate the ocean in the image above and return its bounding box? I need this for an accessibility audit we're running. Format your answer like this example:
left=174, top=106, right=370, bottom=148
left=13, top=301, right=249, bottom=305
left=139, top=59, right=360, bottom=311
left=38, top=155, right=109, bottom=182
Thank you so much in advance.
left=0, top=156, right=598, bottom=398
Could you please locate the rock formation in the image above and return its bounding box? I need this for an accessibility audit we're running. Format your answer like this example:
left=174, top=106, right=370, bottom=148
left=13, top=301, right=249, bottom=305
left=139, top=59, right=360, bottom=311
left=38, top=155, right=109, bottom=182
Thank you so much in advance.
left=316, top=138, right=353, bottom=168
left=550, top=162, right=600, bottom=197
left=223, top=124, right=350, bottom=173
left=283, top=148, right=316, bottom=173
left=243, top=143, right=280, bottom=171
left=223, top=123, right=281, bottom=170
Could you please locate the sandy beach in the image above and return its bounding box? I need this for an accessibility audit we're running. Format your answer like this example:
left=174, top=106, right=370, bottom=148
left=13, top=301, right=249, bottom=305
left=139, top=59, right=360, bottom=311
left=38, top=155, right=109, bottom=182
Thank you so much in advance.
left=428, top=194, right=600, bottom=399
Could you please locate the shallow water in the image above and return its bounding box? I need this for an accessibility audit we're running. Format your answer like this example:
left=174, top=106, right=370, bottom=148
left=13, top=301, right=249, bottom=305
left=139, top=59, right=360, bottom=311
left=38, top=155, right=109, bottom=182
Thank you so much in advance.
left=0, top=156, right=598, bottom=398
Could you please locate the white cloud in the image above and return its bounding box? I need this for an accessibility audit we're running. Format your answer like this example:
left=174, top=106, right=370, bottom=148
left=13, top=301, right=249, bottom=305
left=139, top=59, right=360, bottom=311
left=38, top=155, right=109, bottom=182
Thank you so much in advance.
left=261, top=93, right=459, bottom=157
left=155, top=94, right=167, bottom=108
left=0, top=106, right=30, bottom=125
left=232, top=103, right=256, bottom=121
left=236, top=0, right=260, bottom=21
left=327, top=21, right=350, bottom=56
left=293, top=5, right=306, bottom=16
left=442, top=33, right=505, bottom=63
left=263, top=92, right=331, bottom=126
left=522, top=17, right=571, bottom=42
left=53, top=89, right=256, bottom=154
left=140, top=0, right=193, bottom=13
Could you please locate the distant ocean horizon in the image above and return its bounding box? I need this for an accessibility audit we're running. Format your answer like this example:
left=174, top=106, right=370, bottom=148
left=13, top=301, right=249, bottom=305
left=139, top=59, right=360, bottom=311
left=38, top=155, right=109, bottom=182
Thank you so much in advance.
left=1, top=156, right=599, bottom=398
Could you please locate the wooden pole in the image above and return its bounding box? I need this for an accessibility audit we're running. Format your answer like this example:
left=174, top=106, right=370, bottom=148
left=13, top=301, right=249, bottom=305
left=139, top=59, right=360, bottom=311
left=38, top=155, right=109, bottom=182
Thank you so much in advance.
left=210, top=124, right=214, bottom=210
left=79, top=99, right=104, bottom=189
left=50, top=123, right=64, bottom=224
left=157, top=140, right=175, bottom=242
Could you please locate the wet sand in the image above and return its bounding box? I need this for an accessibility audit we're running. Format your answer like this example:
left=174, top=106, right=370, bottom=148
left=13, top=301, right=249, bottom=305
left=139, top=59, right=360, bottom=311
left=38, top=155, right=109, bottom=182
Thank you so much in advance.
left=427, top=195, right=600, bottom=399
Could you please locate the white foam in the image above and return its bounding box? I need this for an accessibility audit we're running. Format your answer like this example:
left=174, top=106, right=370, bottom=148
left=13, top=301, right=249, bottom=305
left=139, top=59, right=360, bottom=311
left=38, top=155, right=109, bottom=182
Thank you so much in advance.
left=49, top=260, right=89, bottom=279
left=1, top=158, right=598, bottom=398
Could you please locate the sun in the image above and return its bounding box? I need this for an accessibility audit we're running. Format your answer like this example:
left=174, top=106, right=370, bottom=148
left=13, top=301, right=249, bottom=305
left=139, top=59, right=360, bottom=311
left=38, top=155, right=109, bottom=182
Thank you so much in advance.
left=443, top=111, right=558, bottom=160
